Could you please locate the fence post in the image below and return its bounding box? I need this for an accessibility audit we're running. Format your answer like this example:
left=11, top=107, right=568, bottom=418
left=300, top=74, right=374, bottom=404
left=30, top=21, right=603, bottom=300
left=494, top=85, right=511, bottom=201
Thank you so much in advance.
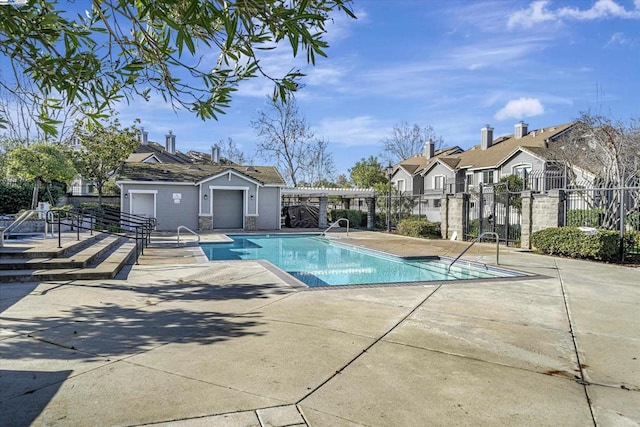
left=520, top=191, right=533, bottom=249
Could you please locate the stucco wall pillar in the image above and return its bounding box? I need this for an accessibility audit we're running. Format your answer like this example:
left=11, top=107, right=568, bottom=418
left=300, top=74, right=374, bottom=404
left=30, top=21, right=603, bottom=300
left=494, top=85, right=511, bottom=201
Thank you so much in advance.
left=445, top=193, right=467, bottom=241
left=532, top=189, right=565, bottom=233
left=440, top=195, right=449, bottom=239
left=520, top=191, right=533, bottom=249
left=366, top=197, right=376, bottom=230
left=318, top=196, right=328, bottom=229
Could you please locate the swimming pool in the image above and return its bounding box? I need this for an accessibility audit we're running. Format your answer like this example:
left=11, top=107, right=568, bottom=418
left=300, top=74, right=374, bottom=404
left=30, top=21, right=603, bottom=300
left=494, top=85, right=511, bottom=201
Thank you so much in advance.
left=200, top=234, right=524, bottom=287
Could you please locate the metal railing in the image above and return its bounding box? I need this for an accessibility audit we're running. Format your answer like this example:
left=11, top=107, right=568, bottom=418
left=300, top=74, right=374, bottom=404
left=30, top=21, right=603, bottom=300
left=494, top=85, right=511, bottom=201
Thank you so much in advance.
left=177, top=225, right=200, bottom=244
left=0, top=209, right=50, bottom=247
left=321, top=218, right=349, bottom=238
left=447, top=231, right=500, bottom=273
left=46, top=207, right=155, bottom=264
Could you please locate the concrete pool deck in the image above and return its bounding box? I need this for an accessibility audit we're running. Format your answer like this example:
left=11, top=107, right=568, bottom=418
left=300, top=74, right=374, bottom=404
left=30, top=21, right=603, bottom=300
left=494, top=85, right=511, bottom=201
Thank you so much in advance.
left=1, top=231, right=638, bottom=426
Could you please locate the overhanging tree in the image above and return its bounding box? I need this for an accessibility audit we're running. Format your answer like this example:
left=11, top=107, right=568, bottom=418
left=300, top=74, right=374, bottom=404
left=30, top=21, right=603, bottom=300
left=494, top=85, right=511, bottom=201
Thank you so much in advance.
left=71, top=119, right=139, bottom=206
left=0, top=0, right=355, bottom=136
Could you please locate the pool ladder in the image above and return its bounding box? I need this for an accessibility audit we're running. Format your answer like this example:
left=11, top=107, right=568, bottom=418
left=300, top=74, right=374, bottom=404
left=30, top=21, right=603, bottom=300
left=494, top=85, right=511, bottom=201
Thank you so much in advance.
left=447, top=231, right=499, bottom=273
left=177, top=225, right=200, bottom=244
left=321, top=218, right=349, bottom=238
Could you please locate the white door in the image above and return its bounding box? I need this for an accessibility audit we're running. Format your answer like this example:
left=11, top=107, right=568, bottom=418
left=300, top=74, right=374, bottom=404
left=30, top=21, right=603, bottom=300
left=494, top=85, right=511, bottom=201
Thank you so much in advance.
left=130, top=193, right=155, bottom=219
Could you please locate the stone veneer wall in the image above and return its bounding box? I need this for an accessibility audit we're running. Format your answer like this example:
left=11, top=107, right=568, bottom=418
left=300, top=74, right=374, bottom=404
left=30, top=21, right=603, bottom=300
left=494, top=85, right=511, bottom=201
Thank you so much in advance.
left=521, top=189, right=564, bottom=249
left=198, top=215, right=212, bottom=231
left=442, top=193, right=467, bottom=240
left=244, top=216, right=257, bottom=231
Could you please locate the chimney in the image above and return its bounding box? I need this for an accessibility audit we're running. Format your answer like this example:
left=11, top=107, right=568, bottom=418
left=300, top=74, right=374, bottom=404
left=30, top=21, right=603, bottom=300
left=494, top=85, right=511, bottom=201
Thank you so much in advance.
left=481, top=125, right=494, bottom=150
left=423, top=139, right=435, bottom=159
left=140, top=127, right=148, bottom=145
left=165, top=131, right=176, bottom=154
left=211, top=145, right=220, bottom=163
left=514, top=121, right=528, bottom=139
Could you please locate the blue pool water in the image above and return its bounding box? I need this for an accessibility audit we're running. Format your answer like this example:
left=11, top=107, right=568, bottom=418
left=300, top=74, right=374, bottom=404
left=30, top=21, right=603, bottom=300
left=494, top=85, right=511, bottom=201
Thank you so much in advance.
left=200, top=234, right=521, bottom=287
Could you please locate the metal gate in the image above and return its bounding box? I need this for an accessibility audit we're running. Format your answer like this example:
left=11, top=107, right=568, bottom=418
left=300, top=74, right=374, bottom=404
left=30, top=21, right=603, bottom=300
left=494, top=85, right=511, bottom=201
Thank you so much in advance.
left=464, top=183, right=522, bottom=246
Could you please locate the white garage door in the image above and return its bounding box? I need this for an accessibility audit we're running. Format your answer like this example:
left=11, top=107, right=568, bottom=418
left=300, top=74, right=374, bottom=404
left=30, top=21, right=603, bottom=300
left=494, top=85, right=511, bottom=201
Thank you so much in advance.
left=212, top=190, right=243, bottom=229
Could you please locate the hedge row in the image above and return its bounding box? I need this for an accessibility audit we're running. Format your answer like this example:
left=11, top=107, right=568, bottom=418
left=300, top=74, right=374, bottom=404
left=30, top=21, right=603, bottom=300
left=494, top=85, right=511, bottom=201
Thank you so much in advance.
left=396, top=219, right=441, bottom=239
left=328, top=209, right=367, bottom=228
left=531, top=227, right=620, bottom=261
left=0, top=182, right=65, bottom=214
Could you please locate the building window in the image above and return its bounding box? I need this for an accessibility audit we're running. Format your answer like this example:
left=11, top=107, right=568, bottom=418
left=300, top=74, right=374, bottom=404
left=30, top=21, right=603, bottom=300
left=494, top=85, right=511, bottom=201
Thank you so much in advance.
left=513, top=165, right=531, bottom=180
left=466, top=173, right=474, bottom=188
left=396, top=179, right=405, bottom=192
left=433, top=175, right=444, bottom=190
left=482, top=170, right=495, bottom=184
left=433, top=199, right=441, bottom=208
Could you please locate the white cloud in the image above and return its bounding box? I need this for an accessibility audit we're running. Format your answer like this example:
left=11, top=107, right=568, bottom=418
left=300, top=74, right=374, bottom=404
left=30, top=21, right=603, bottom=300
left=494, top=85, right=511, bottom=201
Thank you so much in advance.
left=558, top=0, right=639, bottom=20
left=315, top=115, right=388, bottom=147
left=494, top=98, right=545, bottom=121
left=507, top=1, right=557, bottom=29
left=605, top=31, right=631, bottom=47
left=507, top=0, right=640, bottom=29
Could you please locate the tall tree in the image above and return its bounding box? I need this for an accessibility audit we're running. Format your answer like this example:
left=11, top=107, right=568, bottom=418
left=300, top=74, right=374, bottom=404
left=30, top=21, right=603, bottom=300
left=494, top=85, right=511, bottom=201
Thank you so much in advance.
left=0, top=1, right=355, bottom=136
left=252, top=96, right=333, bottom=186
left=71, top=120, right=139, bottom=206
left=380, top=122, right=443, bottom=164
left=300, top=138, right=335, bottom=186
left=217, top=137, right=253, bottom=165
left=349, top=156, right=387, bottom=189
left=7, top=143, right=76, bottom=208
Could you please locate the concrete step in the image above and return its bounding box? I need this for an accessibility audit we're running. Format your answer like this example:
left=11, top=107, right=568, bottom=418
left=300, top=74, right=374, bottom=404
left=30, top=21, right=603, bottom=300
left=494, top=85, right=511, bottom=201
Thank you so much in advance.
left=0, top=235, right=122, bottom=270
left=0, top=233, right=106, bottom=259
left=0, top=240, right=137, bottom=283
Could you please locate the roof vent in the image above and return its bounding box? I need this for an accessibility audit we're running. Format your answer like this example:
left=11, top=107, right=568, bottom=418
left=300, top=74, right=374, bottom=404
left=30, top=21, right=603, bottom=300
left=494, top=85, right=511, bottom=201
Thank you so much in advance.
left=245, top=166, right=256, bottom=172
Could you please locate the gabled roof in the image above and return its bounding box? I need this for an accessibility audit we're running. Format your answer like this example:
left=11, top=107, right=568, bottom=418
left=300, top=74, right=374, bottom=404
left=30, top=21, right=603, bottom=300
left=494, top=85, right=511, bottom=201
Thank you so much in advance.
left=456, top=122, right=576, bottom=170
left=393, top=146, right=464, bottom=177
left=131, top=142, right=193, bottom=164
left=116, top=162, right=286, bottom=186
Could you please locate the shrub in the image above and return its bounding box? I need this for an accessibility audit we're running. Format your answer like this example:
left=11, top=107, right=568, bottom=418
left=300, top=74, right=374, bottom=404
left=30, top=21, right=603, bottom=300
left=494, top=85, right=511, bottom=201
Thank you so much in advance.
left=0, top=181, right=66, bottom=214
left=328, top=209, right=366, bottom=228
left=396, top=219, right=440, bottom=239
left=566, top=209, right=604, bottom=227
left=623, top=231, right=640, bottom=258
left=531, top=227, right=620, bottom=261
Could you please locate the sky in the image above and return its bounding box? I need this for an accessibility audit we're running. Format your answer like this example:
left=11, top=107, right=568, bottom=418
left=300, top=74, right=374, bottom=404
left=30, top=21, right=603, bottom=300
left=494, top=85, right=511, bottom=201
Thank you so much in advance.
left=114, top=0, right=639, bottom=178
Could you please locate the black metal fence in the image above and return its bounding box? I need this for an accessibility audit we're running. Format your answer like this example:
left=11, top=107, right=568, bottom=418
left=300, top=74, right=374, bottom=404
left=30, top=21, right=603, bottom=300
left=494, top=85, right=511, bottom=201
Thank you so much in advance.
left=563, top=187, right=640, bottom=261
left=464, top=183, right=522, bottom=246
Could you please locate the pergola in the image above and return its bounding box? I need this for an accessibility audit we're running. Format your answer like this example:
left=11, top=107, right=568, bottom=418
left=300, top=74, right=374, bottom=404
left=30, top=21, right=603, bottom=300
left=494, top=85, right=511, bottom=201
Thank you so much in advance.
left=281, top=187, right=377, bottom=229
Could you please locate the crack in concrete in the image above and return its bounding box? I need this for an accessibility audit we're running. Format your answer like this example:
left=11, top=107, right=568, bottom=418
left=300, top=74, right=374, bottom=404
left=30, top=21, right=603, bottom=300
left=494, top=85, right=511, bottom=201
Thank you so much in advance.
left=295, top=284, right=443, bottom=405
left=555, top=258, right=597, bottom=427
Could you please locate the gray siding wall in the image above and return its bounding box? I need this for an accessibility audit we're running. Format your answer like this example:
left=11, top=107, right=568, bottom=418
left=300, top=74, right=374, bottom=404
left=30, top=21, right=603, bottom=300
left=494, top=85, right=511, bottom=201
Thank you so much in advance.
left=423, top=164, right=454, bottom=190
left=500, top=152, right=544, bottom=176
left=257, top=186, right=281, bottom=230
left=121, top=184, right=198, bottom=231
left=392, top=169, right=413, bottom=193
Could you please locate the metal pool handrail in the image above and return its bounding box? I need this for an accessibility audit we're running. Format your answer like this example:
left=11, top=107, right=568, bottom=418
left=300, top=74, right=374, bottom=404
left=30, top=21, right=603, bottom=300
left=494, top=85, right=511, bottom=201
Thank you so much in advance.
left=447, top=231, right=499, bottom=273
left=177, top=225, right=200, bottom=244
left=321, top=218, right=349, bottom=238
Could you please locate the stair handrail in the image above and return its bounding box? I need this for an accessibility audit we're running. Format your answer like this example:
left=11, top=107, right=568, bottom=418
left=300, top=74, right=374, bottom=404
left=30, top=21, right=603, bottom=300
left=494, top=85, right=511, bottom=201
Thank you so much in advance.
left=447, top=231, right=499, bottom=273
left=321, top=218, right=349, bottom=238
left=0, top=209, right=44, bottom=247
left=46, top=207, right=154, bottom=264
left=177, top=225, right=200, bottom=244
